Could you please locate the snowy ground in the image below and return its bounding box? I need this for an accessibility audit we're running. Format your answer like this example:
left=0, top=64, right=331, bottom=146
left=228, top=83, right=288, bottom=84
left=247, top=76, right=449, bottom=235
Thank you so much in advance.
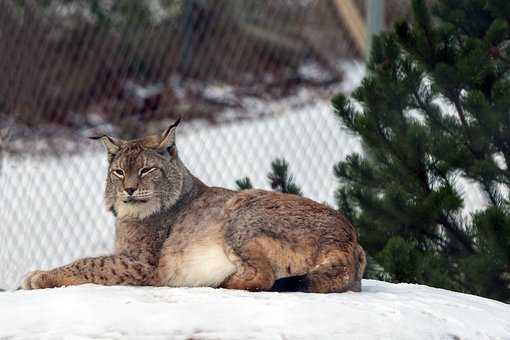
left=1, top=280, right=509, bottom=339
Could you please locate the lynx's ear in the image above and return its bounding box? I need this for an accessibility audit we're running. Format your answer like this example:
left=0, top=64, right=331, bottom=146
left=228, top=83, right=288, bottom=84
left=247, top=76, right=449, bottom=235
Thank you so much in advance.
left=157, top=117, right=181, bottom=153
left=89, top=135, right=122, bottom=155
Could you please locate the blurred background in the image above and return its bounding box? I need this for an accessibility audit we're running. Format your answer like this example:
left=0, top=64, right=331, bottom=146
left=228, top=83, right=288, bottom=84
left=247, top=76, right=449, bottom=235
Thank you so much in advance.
left=0, top=0, right=466, bottom=290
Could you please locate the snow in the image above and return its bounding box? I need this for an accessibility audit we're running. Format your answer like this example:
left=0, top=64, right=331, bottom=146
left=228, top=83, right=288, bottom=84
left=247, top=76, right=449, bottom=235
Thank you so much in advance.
left=1, top=280, right=509, bottom=339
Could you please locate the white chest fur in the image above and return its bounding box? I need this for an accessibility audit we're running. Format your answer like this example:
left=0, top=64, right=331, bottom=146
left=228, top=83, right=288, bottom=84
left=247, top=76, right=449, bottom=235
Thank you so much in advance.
left=159, top=241, right=237, bottom=288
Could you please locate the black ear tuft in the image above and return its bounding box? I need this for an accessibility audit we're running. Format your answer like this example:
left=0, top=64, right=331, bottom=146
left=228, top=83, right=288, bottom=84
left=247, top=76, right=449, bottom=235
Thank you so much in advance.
left=88, top=135, right=115, bottom=142
left=89, top=135, right=121, bottom=155
left=170, top=117, right=181, bottom=129
left=162, top=117, right=181, bottom=137
left=158, top=117, right=181, bottom=151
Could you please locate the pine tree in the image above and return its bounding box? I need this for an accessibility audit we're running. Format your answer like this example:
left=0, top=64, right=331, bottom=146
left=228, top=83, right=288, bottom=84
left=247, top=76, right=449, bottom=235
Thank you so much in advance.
left=333, top=0, right=510, bottom=301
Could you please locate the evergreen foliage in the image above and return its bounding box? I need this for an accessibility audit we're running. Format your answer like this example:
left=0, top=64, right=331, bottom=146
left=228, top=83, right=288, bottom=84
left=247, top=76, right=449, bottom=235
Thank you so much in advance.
left=333, top=0, right=510, bottom=301
left=235, top=177, right=253, bottom=191
left=268, top=158, right=303, bottom=196
left=236, top=159, right=302, bottom=196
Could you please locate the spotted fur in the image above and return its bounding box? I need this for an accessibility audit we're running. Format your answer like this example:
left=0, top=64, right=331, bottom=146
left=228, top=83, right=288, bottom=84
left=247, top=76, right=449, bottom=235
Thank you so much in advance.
left=21, top=119, right=365, bottom=293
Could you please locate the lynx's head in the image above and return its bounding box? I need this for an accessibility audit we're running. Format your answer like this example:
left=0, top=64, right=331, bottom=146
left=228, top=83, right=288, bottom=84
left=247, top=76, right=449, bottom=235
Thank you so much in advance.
left=93, top=119, right=188, bottom=219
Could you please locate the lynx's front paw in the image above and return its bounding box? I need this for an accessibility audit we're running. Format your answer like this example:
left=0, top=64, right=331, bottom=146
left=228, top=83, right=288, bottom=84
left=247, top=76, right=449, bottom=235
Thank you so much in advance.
left=20, top=270, right=57, bottom=290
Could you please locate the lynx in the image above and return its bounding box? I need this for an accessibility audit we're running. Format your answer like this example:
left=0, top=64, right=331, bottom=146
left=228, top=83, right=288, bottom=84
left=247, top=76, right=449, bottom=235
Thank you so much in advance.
left=21, top=119, right=366, bottom=293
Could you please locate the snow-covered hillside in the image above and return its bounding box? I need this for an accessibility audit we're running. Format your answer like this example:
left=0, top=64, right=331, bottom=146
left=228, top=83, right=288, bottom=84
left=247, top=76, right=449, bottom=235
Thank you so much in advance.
left=1, top=280, right=509, bottom=339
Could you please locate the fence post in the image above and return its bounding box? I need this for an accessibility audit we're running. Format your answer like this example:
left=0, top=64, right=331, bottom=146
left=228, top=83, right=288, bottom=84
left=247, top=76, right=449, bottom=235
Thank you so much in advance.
left=179, top=0, right=194, bottom=77
left=366, top=0, right=385, bottom=59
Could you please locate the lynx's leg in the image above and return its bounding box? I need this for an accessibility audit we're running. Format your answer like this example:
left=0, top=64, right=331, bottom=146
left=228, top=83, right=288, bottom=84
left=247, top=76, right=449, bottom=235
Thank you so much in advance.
left=301, top=251, right=357, bottom=293
left=20, top=254, right=155, bottom=290
left=349, top=245, right=366, bottom=292
left=221, top=242, right=275, bottom=291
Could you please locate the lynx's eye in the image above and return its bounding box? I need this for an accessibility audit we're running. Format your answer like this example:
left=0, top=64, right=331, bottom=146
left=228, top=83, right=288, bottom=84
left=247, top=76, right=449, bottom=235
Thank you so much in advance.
left=112, top=169, right=125, bottom=178
left=139, top=167, right=156, bottom=177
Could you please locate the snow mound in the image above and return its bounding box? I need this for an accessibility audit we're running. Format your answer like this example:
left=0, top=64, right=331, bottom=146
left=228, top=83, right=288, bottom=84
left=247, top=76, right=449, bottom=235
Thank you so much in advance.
left=1, top=280, right=509, bottom=339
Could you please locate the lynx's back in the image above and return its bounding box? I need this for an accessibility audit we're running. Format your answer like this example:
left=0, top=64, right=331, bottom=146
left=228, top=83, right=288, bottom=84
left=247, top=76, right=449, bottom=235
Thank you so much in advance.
left=156, top=187, right=364, bottom=293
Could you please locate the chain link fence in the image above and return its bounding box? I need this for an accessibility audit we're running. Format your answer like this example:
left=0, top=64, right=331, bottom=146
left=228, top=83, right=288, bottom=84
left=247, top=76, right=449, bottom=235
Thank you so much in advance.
left=0, top=0, right=418, bottom=290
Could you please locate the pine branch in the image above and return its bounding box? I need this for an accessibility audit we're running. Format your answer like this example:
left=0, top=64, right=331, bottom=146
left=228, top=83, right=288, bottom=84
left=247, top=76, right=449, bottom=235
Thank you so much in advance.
left=267, top=158, right=302, bottom=196
left=235, top=177, right=253, bottom=191
left=451, top=94, right=469, bottom=130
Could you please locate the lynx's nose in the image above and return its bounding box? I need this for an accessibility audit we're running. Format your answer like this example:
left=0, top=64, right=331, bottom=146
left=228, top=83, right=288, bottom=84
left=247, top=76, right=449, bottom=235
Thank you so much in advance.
left=125, top=188, right=137, bottom=196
